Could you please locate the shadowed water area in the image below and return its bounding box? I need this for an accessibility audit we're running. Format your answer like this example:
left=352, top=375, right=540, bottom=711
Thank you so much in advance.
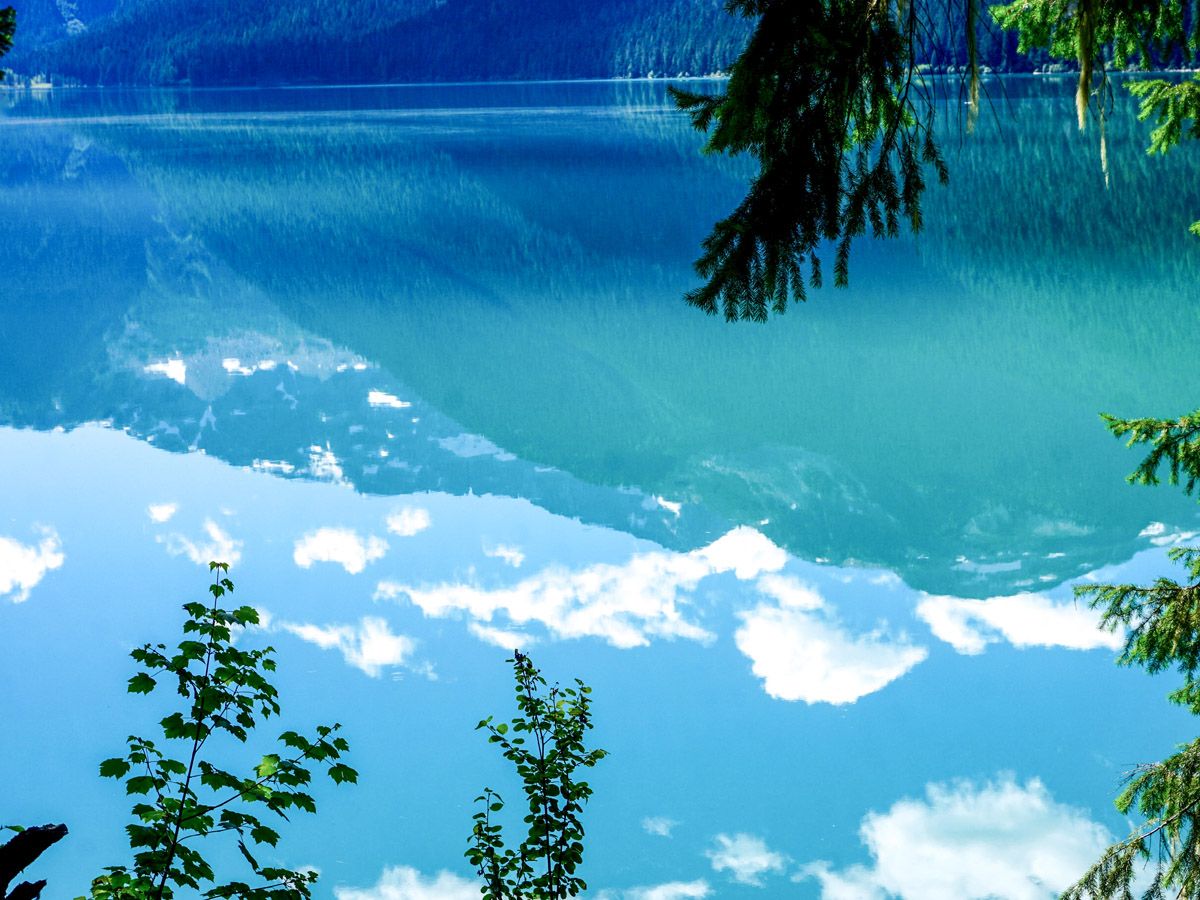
left=2, top=79, right=1199, bottom=898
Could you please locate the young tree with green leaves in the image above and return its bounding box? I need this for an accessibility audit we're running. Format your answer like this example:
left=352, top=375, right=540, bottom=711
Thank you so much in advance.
left=1061, top=412, right=1200, bottom=898
left=85, top=563, right=357, bottom=900
left=688, top=0, right=1200, bottom=319
left=466, top=651, right=607, bottom=900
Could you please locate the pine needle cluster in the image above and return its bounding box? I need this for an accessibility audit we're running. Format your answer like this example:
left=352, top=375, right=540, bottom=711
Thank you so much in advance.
left=688, top=0, right=1200, bottom=319
left=671, top=0, right=949, bottom=321
left=0, top=7, right=14, bottom=75
left=1063, top=414, right=1200, bottom=898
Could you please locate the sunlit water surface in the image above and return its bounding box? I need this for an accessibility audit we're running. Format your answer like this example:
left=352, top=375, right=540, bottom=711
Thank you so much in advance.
left=3, top=79, right=1200, bottom=898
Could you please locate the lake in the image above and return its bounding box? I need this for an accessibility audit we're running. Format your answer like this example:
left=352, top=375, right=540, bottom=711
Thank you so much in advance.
left=2, top=78, right=1199, bottom=898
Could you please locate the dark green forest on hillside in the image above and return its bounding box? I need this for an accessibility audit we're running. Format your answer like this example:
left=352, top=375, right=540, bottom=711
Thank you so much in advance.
left=1, top=0, right=1082, bottom=86
left=4, top=0, right=756, bottom=85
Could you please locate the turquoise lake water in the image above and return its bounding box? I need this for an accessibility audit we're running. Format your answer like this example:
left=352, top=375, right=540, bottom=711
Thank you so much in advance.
left=2, top=79, right=1200, bottom=898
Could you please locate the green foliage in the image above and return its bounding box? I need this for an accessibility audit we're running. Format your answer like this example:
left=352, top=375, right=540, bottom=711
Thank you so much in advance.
left=990, top=0, right=1200, bottom=229
left=991, top=0, right=1194, bottom=127
left=1060, top=739, right=1200, bottom=900
left=671, top=0, right=949, bottom=320
left=684, top=0, right=1200, bottom=319
left=1062, top=415, right=1200, bottom=898
left=1081, top=546, right=1200, bottom=710
left=0, top=6, right=14, bottom=79
left=466, top=651, right=607, bottom=899
left=1065, top=547, right=1200, bottom=897
left=1103, top=410, right=1200, bottom=496
left=84, top=562, right=356, bottom=900
left=1129, top=78, right=1200, bottom=158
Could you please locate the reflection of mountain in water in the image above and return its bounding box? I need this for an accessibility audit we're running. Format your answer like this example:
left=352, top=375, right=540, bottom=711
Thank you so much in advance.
left=2, top=81, right=1197, bottom=598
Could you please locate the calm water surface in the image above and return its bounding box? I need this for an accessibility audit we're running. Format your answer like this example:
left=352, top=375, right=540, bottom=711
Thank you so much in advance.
left=2, top=79, right=1199, bottom=898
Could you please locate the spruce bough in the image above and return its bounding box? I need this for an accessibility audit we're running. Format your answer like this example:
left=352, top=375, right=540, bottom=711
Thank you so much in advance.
left=691, top=0, right=1200, bottom=319
left=1064, top=411, right=1200, bottom=898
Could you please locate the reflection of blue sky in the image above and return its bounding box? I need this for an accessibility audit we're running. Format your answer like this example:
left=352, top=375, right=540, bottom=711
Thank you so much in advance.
left=5, top=82, right=1200, bottom=898
left=2, top=421, right=1195, bottom=898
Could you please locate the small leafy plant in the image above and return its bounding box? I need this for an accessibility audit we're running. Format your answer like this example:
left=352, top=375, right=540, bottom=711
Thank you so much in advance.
left=467, top=650, right=606, bottom=899
left=86, top=562, right=356, bottom=900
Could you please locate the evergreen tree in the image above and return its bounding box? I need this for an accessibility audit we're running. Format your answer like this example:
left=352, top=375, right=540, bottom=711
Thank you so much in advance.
left=1, top=6, right=15, bottom=78
left=1062, top=412, right=1200, bottom=899
left=685, top=0, right=1200, bottom=319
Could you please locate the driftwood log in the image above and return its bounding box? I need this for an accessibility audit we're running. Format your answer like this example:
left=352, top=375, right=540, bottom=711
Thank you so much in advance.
left=0, top=824, right=67, bottom=900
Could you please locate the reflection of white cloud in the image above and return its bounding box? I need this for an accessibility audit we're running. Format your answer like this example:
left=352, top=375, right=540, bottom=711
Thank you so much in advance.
left=736, top=576, right=927, bottom=705
left=755, top=574, right=824, bottom=610
left=386, top=507, right=431, bottom=538
left=694, top=528, right=788, bottom=579
left=468, top=622, right=537, bottom=650
left=1032, top=519, right=1094, bottom=538
left=147, top=503, right=178, bottom=523
left=437, top=433, right=516, bottom=462
left=160, top=519, right=242, bottom=567
left=306, top=445, right=346, bottom=483
left=0, top=529, right=65, bottom=603
left=280, top=617, right=416, bottom=678
left=642, top=816, right=678, bottom=838
left=252, top=458, right=296, bottom=475
left=599, top=882, right=712, bottom=900
left=368, top=390, right=412, bottom=410
left=1137, top=521, right=1199, bottom=546
left=916, top=593, right=1124, bottom=655
left=144, top=359, right=186, bottom=385
left=484, top=543, right=525, bottom=568
left=953, top=556, right=1022, bottom=575
left=799, top=776, right=1112, bottom=900
left=222, top=357, right=277, bottom=376
left=334, top=865, right=477, bottom=900
left=294, top=528, right=387, bottom=574
left=655, top=496, right=683, bottom=517
left=706, top=833, right=787, bottom=887
left=376, top=527, right=785, bottom=649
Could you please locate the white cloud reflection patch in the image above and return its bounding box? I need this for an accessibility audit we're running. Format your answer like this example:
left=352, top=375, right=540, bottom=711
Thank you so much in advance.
left=916, top=593, right=1124, bottom=655
left=334, top=865, right=477, bottom=900
left=598, top=882, right=711, bottom=900
left=706, top=833, right=788, bottom=887
left=146, top=502, right=178, bottom=523
left=641, top=816, right=678, bottom=838
left=375, top=527, right=785, bottom=649
left=386, top=507, right=431, bottom=538
left=0, top=528, right=65, bottom=603
left=160, top=519, right=242, bottom=567
left=467, top=621, right=538, bottom=650
left=278, top=616, right=419, bottom=678
left=293, top=527, right=387, bottom=574
left=799, top=776, right=1112, bottom=899
left=484, top=543, right=525, bottom=568
left=735, top=575, right=927, bottom=705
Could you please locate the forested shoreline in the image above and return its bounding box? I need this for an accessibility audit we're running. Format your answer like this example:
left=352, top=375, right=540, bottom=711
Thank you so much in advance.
left=0, top=0, right=1082, bottom=87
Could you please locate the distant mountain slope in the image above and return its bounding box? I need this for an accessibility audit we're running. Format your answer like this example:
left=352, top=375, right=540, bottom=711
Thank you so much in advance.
left=6, top=0, right=755, bottom=85
left=7, top=0, right=118, bottom=50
